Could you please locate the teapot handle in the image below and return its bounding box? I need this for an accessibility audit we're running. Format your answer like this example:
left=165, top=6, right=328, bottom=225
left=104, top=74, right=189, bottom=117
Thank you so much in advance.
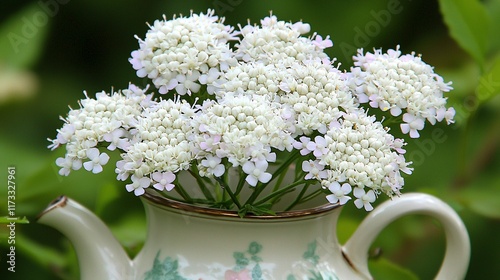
left=342, top=193, right=470, bottom=280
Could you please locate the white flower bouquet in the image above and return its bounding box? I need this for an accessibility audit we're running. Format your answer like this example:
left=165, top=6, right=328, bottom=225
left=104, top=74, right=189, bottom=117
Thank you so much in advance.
left=48, top=10, right=455, bottom=216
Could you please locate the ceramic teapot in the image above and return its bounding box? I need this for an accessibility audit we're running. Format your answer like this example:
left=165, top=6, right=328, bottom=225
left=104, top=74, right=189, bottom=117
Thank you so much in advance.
left=37, top=192, right=470, bottom=279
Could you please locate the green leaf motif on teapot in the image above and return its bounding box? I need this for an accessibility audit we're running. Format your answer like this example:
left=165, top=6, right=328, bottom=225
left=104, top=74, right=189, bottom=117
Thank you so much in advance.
left=144, top=251, right=187, bottom=280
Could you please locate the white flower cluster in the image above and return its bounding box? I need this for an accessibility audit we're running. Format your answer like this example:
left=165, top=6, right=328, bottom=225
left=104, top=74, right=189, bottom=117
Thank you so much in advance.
left=118, top=98, right=196, bottom=195
left=192, top=94, right=293, bottom=186
left=50, top=11, right=455, bottom=211
left=347, top=46, right=455, bottom=138
left=130, top=9, right=238, bottom=95
left=295, top=111, right=412, bottom=211
left=48, top=84, right=151, bottom=176
left=236, top=14, right=332, bottom=66
left=213, top=60, right=356, bottom=136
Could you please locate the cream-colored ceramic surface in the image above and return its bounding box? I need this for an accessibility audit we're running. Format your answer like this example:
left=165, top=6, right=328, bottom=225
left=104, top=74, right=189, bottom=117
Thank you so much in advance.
left=37, top=196, right=133, bottom=279
left=37, top=193, right=470, bottom=280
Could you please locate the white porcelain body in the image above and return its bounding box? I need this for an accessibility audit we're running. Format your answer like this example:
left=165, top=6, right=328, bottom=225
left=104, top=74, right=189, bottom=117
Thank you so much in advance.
left=38, top=193, right=471, bottom=280
left=134, top=195, right=352, bottom=279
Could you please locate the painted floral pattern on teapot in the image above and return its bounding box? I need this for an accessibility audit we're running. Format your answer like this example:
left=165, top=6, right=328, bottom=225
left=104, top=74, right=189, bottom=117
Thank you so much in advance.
left=144, top=240, right=338, bottom=280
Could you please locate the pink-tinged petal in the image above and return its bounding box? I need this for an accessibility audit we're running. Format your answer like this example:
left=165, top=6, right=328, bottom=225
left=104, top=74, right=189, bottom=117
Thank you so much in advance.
left=164, top=183, right=175, bottom=191
left=326, top=194, right=338, bottom=204
left=300, top=148, right=311, bottom=156
left=134, top=188, right=145, bottom=196
left=153, top=183, right=165, bottom=191
left=409, top=129, right=420, bottom=138
left=354, top=199, right=364, bottom=209
left=364, top=203, right=374, bottom=211
left=83, top=161, right=94, bottom=172
left=151, top=172, right=162, bottom=182
left=92, top=165, right=103, bottom=174
left=400, top=123, right=410, bottom=134
left=164, top=172, right=176, bottom=183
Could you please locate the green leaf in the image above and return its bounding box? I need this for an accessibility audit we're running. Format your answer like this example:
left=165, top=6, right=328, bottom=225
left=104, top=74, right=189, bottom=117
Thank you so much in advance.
left=0, top=216, right=29, bottom=224
left=476, top=55, right=500, bottom=105
left=438, top=0, right=491, bottom=70
left=238, top=204, right=276, bottom=217
left=458, top=179, right=500, bottom=219
left=0, top=3, right=50, bottom=69
left=16, top=233, right=67, bottom=269
left=95, top=182, right=121, bottom=216
left=108, top=213, right=146, bottom=256
left=368, top=257, right=419, bottom=280
left=484, top=0, right=500, bottom=53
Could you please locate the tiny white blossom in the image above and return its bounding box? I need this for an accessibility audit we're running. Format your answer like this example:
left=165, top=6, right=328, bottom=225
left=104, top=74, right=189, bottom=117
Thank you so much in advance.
left=103, top=128, right=129, bottom=151
left=353, top=187, right=376, bottom=211
left=200, top=155, right=225, bottom=177
left=312, top=35, right=333, bottom=49
left=242, top=160, right=272, bottom=186
left=348, top=46, right=455, bottom=135
left=301, top=160, right=327, bottom=180
left=83, top=148, right=110, bottom=174
left=56, top=156, right=82, bottom=176
left=130, top=9, right=237, bottom=96
left=151, top=172, right=176, bottom=191
left=400, top=113, right=425, bottom=138
left=126, top=175, right=151, bottom=196
left=293, top=136, right=316, bottom=156
left=326, top=182, right=352, bottom=205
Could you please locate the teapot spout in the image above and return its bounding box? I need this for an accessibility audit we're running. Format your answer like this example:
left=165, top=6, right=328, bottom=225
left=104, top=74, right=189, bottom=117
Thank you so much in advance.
left=37, top=196, right=133, bottom=280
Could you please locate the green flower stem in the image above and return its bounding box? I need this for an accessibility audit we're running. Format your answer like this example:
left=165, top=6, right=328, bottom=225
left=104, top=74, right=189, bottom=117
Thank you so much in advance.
left=299, top=188, right=324, bottom=204
left=234, top=168, right=247, bottom=196
left=188, top=167, right=215, bottom=202
left=270, top=164, right=289, bottom=194
left=284, top=182, right=311, bottom=211
left=244, top=149, right=301, bottom=206
left=173, top=180, right=194, bottom=203
left=253, top=179, right=308, bottom=206
left=215, top=176, right=242, bottom=209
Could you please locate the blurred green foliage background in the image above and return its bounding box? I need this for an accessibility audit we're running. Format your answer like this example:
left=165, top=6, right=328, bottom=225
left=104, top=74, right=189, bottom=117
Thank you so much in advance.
left=1, top=0, right=499, bottom=279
